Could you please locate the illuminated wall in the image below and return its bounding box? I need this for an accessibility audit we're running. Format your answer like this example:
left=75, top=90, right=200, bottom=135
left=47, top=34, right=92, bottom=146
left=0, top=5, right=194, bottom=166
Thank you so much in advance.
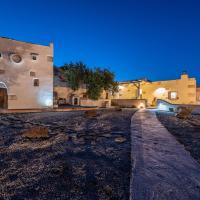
left=0, top=37, right=53, bottom=109
left=197, top=87, right=200, bottom=102
left=114, top=73, right=199, bottom=106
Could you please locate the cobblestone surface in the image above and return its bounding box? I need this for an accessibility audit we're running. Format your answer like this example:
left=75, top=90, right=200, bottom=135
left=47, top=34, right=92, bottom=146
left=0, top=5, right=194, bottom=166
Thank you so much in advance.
left=130, top=109, right=200, bottom=200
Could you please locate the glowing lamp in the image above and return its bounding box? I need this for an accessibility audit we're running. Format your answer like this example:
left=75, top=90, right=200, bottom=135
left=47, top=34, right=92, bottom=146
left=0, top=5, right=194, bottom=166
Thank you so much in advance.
left=138, top=103, right=145, bottom=109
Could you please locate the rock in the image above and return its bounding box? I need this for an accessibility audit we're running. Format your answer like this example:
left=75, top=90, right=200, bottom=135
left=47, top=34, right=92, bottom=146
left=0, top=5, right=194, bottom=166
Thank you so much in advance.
left=104, top=185, right=112, bottom=195
left=22, top=126, right=49, bottom=139
left=114, top=137, right=126, bottom=143
left=84, top=110, right=98, bottom=118
left=115, top=107, right=122, bottom=111
left=102, top=133, right=112, bottom=138
left=176, top=106, right=193, bottom=119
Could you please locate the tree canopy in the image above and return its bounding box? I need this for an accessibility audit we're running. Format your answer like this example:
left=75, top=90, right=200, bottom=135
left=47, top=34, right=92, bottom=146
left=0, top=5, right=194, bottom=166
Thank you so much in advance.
left=60, top=62, right=118, bottom=100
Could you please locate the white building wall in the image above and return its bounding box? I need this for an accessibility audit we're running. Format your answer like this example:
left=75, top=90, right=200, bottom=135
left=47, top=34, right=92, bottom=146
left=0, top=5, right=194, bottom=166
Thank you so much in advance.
left=0, top=37, right=53, bottom=109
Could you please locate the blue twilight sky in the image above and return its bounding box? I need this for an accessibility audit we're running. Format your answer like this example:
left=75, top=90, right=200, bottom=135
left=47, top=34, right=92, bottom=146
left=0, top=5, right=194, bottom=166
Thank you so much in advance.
left=0, top=0, right=200, bottom=84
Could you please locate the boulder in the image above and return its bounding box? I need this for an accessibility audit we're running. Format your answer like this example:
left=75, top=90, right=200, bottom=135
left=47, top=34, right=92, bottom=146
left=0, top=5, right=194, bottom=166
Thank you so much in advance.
left=22, top=126, right=49, bottom=139
left=84, top=110, right=98, bottom=118
left=114, top=106, right=122, bottom=111
left=114, top=137, right=127, bottom=143
left=176, top=106, right=193, bottom=119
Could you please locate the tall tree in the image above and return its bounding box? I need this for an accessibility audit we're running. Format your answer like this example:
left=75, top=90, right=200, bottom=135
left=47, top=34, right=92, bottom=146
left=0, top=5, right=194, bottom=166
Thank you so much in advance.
left=61, top=62, right=118, bottom=100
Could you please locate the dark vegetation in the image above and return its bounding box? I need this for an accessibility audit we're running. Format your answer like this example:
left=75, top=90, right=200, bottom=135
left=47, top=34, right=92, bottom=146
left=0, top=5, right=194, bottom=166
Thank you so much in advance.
left=59, top=62, right=118, bottom=100
left=157, top=111, right=200, bottom=164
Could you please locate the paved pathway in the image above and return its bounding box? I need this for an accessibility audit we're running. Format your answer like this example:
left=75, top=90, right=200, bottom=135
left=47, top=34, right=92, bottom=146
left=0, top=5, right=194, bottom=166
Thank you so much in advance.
left=130, top=109, right=200, bottom=200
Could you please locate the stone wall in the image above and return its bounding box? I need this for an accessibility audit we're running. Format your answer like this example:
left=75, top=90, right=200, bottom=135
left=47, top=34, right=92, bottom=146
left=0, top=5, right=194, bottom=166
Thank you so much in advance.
left=80, top=99, right=111, bottom=108
left=113, top=73, right=199, bottom=106
left=111, top=99, right=146, bottom=108
left=197, top=87, right=200, bottom=102
left=0, top=37, right=53, bottom=109
left=157, top=99, right=200, bottom=113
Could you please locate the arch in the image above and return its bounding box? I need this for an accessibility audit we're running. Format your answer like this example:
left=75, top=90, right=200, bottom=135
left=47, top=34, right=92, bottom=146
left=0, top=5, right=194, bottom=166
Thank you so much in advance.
left=0, top=82, right=8, bottom=109
left=0, top=81, right=7, bottom=89
left=73, top=97, right=79, bottom=105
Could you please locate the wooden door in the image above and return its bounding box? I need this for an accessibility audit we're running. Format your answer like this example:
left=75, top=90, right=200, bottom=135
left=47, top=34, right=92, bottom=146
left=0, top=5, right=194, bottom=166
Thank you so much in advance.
left=0, top=88, right=8, bottom=109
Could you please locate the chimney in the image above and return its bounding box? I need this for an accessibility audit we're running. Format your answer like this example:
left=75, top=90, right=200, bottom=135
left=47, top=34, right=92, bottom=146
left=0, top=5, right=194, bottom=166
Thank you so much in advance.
left=181, top=71, right=188, bottom=79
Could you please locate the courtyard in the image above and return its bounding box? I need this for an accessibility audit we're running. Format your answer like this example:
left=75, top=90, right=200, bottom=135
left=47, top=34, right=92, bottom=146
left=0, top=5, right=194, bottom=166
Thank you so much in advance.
left=1, top=108, right=200, bottom=199
left=0, top=109, right=135, bottom=200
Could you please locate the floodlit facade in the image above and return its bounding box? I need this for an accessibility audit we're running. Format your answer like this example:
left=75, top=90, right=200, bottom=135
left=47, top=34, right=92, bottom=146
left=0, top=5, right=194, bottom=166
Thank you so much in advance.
left=54, top=68, right=111, bottom=107
left=0, top=37, right=53, bottom=109
left=114, top=73, right=200, bottom=106
left=197, top=87, right=200, bottom=102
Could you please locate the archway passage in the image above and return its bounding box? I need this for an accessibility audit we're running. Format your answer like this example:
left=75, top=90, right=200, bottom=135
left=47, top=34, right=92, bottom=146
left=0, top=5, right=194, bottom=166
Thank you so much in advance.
left=73, top=97, right=79, bottom=105
left=0, top=88, right=8, bottom=109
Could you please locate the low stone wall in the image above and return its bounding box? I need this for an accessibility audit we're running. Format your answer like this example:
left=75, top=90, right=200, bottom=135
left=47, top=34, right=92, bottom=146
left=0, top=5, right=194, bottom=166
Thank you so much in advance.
left=157, top=99, right=200, bottom=113
left=111, top=99, right=146, bottom=108
left=80, top=99, right=111, bottom=108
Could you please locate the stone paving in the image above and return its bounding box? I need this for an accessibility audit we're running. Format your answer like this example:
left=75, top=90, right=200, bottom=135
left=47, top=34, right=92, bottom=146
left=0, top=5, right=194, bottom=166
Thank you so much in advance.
left=130, top=109, right=200, bottom=200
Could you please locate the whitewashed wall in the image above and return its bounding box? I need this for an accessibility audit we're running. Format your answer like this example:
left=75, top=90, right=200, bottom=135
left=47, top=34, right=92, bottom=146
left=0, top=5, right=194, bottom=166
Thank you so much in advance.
left=0, top=37, right=53, bottom=109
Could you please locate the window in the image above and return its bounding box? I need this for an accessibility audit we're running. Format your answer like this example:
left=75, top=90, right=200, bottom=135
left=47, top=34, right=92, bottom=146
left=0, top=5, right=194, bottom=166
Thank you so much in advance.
left=169, top=91, right=178, bottom=100
left=47, top=56, right=53, bottom=62
left=83, top=93, right=87, bottom=98
left=10, top=54, right=22, bottom=63
left=0, top=53, right=2, bottom=58
left=30, top=71, right=36, bottom=77
left=31, top=53, right=38, bottom=61
left=0, top=69, right=5, bottom=74
left=33, top=78, right=39, bottom=87
left=188, top=85, right=195, bottom=88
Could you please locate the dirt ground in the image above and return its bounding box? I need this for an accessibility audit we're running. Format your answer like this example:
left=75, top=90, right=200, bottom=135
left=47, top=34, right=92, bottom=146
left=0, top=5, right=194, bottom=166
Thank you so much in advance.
left=156, top=111, right=200, bottom=164
left=0, top=109, right=136, bottom=200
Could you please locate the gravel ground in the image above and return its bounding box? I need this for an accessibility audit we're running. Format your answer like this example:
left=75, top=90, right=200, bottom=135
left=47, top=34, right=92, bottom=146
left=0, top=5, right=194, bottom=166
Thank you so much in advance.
left=156, top=111, right=200, bottom=164
left=0, top=109, right=136, bottom=200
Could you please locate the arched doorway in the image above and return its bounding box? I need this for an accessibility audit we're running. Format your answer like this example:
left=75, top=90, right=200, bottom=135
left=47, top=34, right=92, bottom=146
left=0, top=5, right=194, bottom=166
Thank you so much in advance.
left=0, top=82, right=8, bottom=109
left=73, top=97, right=79, bottom=105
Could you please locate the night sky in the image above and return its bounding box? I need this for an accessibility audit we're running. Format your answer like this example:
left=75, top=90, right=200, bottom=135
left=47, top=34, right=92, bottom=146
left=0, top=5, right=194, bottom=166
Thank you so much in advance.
left=0, top=0, right=200, bottom=84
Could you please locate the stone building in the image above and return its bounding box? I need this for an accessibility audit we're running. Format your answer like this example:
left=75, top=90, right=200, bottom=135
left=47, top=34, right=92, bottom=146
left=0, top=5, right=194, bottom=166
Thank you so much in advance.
left=0, top=37, right=53, bottom=109
left=196, top=87, right=200, bottom=102
left=53, top=67, right=111, bottom=107
left=113, top=73, right=200, bottom=106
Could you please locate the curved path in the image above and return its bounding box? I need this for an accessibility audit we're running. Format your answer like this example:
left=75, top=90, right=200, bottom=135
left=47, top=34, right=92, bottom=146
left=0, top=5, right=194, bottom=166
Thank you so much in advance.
left=130, top=109, right=200, bottom=200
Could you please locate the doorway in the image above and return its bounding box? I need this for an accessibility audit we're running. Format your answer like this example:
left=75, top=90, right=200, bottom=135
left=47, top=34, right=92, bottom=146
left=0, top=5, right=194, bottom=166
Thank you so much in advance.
left=73, top=97, right=79, bottom=105
left=0, top=88, right=8, bottom=109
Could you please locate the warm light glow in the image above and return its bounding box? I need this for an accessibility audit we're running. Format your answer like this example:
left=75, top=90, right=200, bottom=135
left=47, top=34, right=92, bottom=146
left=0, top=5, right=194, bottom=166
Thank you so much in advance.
left=155, top=88, right=166, bottom=95
left=139, top=89, right=142, bottom=95
left=138, top=103, right=145, bottom=109
left=154, top=87, right=167, bottom=98
left=118, top=85, right=125, bottom=90
left=170, top=91, right=177, bottom=99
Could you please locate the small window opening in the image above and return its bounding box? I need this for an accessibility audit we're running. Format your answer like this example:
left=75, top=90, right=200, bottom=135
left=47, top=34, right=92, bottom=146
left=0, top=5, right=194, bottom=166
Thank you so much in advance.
left=30, top=71, right=36, bottom=77
left=47, top=56, right=53, bottom=62
left=169, top=91, right=178, bottom=100
left=31, top=53, right=38, bottom=61
left=0, top=69, right=5, bottom=74
left=33, top=79, right=39, bottom=87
